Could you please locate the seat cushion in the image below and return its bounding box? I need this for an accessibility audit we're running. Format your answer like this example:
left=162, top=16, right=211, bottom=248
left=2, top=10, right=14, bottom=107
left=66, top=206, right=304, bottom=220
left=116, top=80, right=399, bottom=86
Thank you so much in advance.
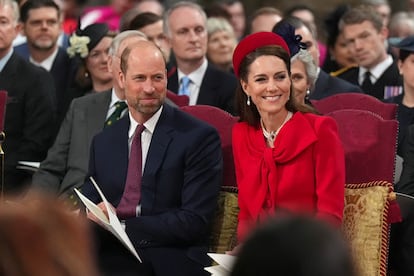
left=209, top=187, right=239, bottom=253
left=342, top=181, right=394, bottom=276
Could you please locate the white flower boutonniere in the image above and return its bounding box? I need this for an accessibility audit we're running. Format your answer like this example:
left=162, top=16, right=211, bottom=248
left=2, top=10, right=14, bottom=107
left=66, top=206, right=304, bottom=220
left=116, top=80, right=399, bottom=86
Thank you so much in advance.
left=67, top=34, right=91, bottom=58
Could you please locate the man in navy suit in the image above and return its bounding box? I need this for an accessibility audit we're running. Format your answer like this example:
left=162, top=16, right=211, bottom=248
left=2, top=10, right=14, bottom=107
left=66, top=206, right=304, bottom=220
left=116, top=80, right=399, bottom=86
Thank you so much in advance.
left=164, top=1, right=237, bottom=115
left=82, top=40, right=222, bottom=275
left=15, top=0, right=76, bottom=129
left=0, top=0, right=55, bottom=194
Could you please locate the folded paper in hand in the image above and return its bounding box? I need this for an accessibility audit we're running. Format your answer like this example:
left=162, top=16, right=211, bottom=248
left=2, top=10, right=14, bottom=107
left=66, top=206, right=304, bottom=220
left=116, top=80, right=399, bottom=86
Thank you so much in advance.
left=75, top=177, right=142, bottom=263
left=17, top=161, right=40, bottom=172
left=204, top=253, right=236, bottom=276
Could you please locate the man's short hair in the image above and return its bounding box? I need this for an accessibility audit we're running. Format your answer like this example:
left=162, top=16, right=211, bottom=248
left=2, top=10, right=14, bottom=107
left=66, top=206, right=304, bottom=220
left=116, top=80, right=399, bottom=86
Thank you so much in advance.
left=339, top=5, right=384, bottom=32
left=20, top=0, right=60, bottom=23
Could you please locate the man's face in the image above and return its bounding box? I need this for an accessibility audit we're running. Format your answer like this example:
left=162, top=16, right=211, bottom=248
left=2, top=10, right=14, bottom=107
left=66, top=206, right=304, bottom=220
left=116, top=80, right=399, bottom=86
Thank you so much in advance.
left=109, top=35, right=147, bottom=90
left=0, top=4, right=19, bottom=57
left=342, top=20, right=388, bottom=69
left=295, top=26, right=320, bottom=67
left=23, top=7, right=61, bottom=51
left=138, top=20, right=171, bottom=62
left=167, top=6, right=207, bottom=64
left=119, top=42, right=167, bottom=122
left=224, top=2, right=245, bottom=39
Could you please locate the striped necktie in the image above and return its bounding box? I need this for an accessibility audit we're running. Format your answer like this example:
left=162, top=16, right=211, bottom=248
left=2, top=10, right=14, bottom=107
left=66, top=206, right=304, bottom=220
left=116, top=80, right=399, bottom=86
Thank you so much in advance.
left=105, top=101, right=127, bottom=127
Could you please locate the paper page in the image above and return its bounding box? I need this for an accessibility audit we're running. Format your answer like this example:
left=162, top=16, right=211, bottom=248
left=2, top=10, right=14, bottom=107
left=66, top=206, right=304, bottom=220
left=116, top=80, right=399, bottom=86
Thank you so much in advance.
left=16, top=161, right=40, bottom=172
left=17, top=161, right=40, bottom=168
left=75, top=177, right=142, bottom=263
left=207, top=253, right=236, bottom=272
left=74, top=189, right=110, bottom=225
left=204, top=265, right=229, bottom=276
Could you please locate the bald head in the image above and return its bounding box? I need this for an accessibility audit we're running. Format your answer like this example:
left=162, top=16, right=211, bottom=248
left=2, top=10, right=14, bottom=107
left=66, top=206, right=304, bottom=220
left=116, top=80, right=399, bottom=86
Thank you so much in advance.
left=120, top=40, right=165, bottom=74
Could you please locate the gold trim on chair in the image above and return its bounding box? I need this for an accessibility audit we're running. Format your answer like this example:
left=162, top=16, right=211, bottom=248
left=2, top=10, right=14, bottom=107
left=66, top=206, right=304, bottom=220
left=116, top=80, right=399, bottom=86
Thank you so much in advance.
left=342, top=181, right=394, bottom=276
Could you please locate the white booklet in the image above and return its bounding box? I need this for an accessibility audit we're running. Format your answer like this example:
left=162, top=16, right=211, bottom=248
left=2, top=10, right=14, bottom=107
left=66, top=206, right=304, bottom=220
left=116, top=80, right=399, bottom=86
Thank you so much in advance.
left=204, top=253, right=236, bottom=276
left=17, top=161, right=40, bottom=172
left=74, top=177, right=142, bottom=263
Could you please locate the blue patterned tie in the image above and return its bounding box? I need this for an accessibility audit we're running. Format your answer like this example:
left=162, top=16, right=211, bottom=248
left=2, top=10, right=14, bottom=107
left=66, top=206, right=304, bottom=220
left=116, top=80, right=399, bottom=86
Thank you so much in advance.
left=178, top=76, right=191, bottom=96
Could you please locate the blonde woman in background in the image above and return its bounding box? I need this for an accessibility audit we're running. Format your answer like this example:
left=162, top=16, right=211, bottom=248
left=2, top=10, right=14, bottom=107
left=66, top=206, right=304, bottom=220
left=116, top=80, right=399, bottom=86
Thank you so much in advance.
left=206, top=17, right=237, bottom=73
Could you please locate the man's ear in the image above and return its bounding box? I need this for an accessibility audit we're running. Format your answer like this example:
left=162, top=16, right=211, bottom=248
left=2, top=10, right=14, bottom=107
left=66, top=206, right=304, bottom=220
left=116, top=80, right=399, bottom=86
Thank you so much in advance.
left=16, top=22, right=24, bottom=36
left=118, top=71, right=125, bottom=90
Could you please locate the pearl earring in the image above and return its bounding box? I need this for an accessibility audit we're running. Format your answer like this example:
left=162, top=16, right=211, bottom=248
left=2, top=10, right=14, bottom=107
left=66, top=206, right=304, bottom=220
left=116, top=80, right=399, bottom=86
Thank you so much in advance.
left=247, top=95, right=251, bottom=106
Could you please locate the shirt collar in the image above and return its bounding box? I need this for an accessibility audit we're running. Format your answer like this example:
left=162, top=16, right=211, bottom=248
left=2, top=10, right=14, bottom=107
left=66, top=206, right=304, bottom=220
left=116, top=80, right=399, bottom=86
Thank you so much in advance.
left=29, top=47, right=59, bottom=71
left=359, top=55, right=393, bottom=84
left=109, top=88, right=123, bottom=107
left=128, top=105, right=163, bottom=139
left=0, top=48, right=13, bottom=72
left=177, top=58, right=208, bottom=88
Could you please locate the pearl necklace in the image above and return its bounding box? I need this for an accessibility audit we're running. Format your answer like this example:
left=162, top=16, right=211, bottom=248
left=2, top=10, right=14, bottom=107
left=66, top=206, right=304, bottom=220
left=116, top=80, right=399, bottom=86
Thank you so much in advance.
left=261, top=111, right=293, bottom=147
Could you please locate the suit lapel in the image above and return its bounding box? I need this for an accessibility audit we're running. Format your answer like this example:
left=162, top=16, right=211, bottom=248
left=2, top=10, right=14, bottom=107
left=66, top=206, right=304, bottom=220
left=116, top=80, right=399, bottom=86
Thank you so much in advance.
left=197, top=64, right=216, bottom=105
left=167, top=70, right=179, bottom=94
left=86, top=90, right=112, bottom=144
left=144, top=105, right=174, bottom=176
left=0, top=53, right=18, bottom=85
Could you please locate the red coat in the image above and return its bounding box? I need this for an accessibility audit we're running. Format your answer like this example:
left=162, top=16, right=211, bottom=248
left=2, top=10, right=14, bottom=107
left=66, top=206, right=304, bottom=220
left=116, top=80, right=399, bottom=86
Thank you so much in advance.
left=232, top=112, right=345, bottom=242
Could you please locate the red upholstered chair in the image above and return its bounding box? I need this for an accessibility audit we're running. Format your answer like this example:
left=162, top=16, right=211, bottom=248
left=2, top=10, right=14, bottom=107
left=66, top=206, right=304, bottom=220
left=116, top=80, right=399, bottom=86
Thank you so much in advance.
left=0, top=90, right=7, bottom=198
left=180, top=105, right=239, bottom=253
left=326, top=109, right=400, bottom=276
left=180, top=105, right=238, bottom=188
left=327, top=109, right=398, bottom=184
left=311, top=93, right=397, bottom=120
left=166, top=90, right=189, bottom=107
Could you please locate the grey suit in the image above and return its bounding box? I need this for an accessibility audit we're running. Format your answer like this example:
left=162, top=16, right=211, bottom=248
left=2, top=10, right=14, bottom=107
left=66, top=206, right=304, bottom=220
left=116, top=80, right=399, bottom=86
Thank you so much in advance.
left=32, top=90, right=112, bottom=196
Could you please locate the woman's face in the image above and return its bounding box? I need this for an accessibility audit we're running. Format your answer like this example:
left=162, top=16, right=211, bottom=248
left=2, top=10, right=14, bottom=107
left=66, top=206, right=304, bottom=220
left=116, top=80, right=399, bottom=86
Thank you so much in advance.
left=241, top=55, right=291, bottom=116
left=85, top=36, right=113, bottom=85
left=332, top=33, right=356, bottom=68
left=207, top=30, right=236, bottom=68
left=291, top=59, right=309, bottom=104
left=399, top=53, right=414, bottom=91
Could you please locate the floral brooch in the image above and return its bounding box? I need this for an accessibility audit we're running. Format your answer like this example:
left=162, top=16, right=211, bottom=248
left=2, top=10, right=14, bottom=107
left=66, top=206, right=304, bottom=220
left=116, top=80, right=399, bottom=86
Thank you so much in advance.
left=67, top=34, right=91, bottom=58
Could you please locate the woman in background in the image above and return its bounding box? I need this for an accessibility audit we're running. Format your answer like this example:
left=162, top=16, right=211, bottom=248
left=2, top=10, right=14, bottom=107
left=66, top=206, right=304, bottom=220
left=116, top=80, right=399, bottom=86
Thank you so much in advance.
left=322, top=4, right=357, bottom=75
left=206, top=17, right=237, bottom=73
left=62, top=23, right=115, bottom=121
left=231, top=31, right=345, bottom=243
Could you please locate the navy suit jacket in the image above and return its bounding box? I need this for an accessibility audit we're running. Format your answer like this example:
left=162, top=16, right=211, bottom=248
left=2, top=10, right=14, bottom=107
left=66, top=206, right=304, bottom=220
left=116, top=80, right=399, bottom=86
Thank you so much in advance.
left=167, top=62, right=237, bottom=115
left=14, top=44, right=77, bottom=120
left=310, top=69, right=363, bottom=100
left=336, top=62, right=402, bottom=100
left=83, top=104, right=222, bottom=276
left=0, top=52, right=56, bottom=193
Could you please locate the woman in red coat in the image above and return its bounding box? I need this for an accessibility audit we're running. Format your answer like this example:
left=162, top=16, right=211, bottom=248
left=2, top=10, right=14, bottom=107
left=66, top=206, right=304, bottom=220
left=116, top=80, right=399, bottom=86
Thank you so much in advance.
left=231, top=31, right=345, bottom=242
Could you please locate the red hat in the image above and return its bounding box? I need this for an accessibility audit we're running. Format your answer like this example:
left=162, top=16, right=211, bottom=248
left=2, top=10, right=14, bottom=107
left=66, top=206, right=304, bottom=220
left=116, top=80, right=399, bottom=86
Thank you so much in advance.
left=232, top=32, right=290, bottom=78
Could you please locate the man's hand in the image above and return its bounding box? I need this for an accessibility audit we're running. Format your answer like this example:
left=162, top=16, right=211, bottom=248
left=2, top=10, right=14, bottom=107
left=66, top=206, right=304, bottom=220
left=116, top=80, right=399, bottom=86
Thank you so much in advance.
left=86, top=202, right=116, bottom=226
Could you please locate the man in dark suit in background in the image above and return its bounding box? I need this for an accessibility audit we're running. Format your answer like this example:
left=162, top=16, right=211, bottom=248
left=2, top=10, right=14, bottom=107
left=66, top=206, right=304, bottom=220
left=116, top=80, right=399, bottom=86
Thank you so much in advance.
left=337, top=5, right=402, bottom=100
left=0, top=0, right=55, bottom=194
left=15, top=0, right=77, bottom=129
left=83, top=40, right=222, bottom=275
left=164, top=1, right=237, bottom=114
left=273, top=17, right=363, bottom=100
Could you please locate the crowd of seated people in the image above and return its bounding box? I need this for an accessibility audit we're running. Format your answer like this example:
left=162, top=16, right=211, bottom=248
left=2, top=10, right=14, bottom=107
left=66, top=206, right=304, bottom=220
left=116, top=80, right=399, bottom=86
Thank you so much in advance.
left=1, top=0, right=414, bottom=275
